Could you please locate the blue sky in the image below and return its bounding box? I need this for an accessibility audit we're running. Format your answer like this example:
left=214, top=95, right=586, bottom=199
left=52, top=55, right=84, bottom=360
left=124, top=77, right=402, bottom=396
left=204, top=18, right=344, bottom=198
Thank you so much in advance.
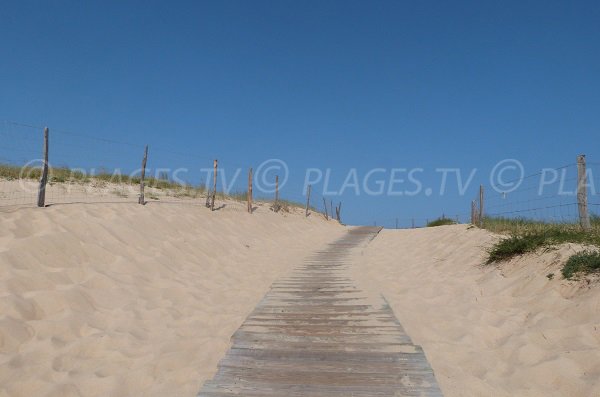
left=1, top=1, right=599, bottom=226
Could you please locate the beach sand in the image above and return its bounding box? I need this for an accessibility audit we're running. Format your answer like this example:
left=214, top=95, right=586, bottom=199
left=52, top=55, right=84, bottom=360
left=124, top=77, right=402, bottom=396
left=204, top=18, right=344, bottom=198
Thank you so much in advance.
left=2, top=200, right=599, bottom=396
left=353, top=225, right=600, bottom=397
left=0, top=200, right=344, bottom=397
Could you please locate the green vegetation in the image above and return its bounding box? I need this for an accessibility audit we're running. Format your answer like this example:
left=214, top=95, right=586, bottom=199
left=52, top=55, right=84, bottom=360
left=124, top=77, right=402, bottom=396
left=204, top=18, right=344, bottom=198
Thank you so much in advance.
left=486, top=233, right=548, bottom=264
left=271, top=199, right=309, bottom=210
left=561, top=250, right=600, bottom=279
left=173, top=185, right=203, bottom=198
left=480, top=216, right=600, bottom=235
left=0, top=163, right=311, bottom=211
left=427, top=216, right=456, bottom=227
left=0, top=162, right=205, bottom=193
left=483, top=216, right=600, bottom=267
left=214, top=192, right=311, bottom=212
left=269, top=199, right=306, bottom=213
left=1, top=163, right=44, bottom=181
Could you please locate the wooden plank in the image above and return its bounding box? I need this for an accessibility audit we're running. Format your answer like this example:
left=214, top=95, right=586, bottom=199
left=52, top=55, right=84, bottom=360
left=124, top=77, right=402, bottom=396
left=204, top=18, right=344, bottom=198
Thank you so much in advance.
left=197, top=226, right=442, bottom=397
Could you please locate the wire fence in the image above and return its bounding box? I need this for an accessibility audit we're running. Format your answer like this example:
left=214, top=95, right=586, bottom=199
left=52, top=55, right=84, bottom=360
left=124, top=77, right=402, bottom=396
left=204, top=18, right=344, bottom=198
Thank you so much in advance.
left=2, top=120, right=596, bottom=229
left=0, top=121, right=333, bottom=218
left=371, top=216, right=463, bottom=230
left=469, top=158, right=600, bottom=232
left=484, top=164, right=579, bottom=221
left=588, top=161, right=600, bottom=212
left=371, top=159, right=598, bottom=230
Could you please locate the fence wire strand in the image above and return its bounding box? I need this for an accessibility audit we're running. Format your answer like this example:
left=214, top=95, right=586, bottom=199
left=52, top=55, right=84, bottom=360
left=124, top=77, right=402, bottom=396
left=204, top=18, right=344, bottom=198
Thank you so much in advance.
left=0, top=121, right=254, bottom=209
left=471, top=162, right=596, bottom=230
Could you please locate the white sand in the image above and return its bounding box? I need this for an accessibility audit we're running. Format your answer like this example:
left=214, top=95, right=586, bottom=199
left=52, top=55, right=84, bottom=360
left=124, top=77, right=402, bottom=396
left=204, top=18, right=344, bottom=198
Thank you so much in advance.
left=0, top=178, right=212, bottom=209
left=353, top=225, right=600, bottom=397
left=2, top=195, right=599, bottom=396
left=0, top=200, right=344, bottom=397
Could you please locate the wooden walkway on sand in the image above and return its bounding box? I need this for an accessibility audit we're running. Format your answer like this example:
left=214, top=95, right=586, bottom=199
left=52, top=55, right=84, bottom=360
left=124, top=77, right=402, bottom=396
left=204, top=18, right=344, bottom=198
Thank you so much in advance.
left=197, top=226, right=443, bottom=396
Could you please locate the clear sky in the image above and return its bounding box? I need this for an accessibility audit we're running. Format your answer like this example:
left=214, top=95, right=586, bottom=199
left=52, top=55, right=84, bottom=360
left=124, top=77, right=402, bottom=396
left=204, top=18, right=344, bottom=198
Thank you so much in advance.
left=1, top=1, right=599, bottom=226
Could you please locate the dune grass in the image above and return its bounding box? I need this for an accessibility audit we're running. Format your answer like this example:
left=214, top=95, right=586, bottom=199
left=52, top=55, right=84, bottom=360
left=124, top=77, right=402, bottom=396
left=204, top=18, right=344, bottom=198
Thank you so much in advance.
left=427, top=216, right=457, bottom=227
left=0, top=163, right=44, bottom=180
left=0, top=162, right=203, bottom=192
left=487, top=233, right=550, bottom=264
left=480, top=216, right=600, bottom=235
left=483, top=216, right=600, bottom=265
left=561, top=250, right=600, bottom=279
left=224, top=191, right=248, bottom=202
left=216, top=191, right=314, bottom=213
left=1, top=163, right=315, bottom=212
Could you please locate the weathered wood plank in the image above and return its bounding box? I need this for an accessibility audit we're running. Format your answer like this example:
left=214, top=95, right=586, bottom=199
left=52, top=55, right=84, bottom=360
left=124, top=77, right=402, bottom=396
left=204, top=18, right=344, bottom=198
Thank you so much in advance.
left=197, top=226, right=443, bottom=397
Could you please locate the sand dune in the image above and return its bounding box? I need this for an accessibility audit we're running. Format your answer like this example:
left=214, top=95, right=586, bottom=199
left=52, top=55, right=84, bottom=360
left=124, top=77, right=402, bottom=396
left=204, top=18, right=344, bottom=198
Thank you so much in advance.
left=2, top=202, right=599, bottom=397
left=0, top=201, right=344, bottom=397
left=353, top=225, right=600, bottom=397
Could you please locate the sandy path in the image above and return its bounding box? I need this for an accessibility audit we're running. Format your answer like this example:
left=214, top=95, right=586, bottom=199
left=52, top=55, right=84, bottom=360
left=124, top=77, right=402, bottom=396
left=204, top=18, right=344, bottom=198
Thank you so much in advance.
left=0, top=202, right=344, bottom=397
left=353, top=225, right=600, bottom=397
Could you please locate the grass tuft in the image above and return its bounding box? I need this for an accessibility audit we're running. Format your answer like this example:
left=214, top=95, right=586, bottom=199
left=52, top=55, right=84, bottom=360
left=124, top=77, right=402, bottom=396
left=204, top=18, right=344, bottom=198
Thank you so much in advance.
left=561, top=250, right=600, bottom=279
left=484, top=217, right=600, bottom=264
left=481, top=215, right=600, bottom=235
left=486, top=233, right=547, bottom=264
left=427, top=217, right=456, bottom=227
left=0, top=163, right=312, bottom=212
left=227, top=191, right=248, bottom=202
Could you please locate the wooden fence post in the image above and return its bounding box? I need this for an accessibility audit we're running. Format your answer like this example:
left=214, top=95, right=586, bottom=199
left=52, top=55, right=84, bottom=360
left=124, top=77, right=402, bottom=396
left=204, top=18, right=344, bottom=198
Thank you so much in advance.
left=138, top=145, right=148, bottom=205
left=275, top=175, right=279, bottom=203
left=471, top=200, right=477, bottom=224
left=412, top=218, right=415, bottom=229
left=305, top=184, right=311, bottom=217
left=247, top=167, right=253, bottom=213
left=37, top=127, right=49, bottom=207
left=577, top=154, right=591, bottom=231
left=323, top=197, right=329, bottom=220
left=330, top=200, right=333, bottom=219
left=336, top=202, right=342, bottom=223
left=479, top=185, right=484, bottom=227
left=211, top=159, right=217, bottom=211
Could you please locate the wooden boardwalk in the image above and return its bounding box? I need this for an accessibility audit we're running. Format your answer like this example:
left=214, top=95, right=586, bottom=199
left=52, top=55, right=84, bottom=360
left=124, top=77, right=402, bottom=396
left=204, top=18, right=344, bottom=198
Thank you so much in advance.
left=198, top=226, right=443, bottom=396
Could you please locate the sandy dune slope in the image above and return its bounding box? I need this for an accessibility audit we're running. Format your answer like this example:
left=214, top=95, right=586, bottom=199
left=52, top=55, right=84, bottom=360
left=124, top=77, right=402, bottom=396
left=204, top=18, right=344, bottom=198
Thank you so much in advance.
left=3, top=202, right=599, bottom=397
left=353, top=225, right=600, bottom=397
left=0, top=201, right=344, bottom=397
